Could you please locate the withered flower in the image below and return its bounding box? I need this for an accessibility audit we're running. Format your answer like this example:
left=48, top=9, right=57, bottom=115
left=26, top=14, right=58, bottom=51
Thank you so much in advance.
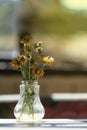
left=11, top=34, right=55, bottom=82
left=33, top=68, right=44, bottom=78
left=40, top=56, right=55, bottom=65
left=34, top=42, right=43, bottom=54
left=20, top=34, right=32, bottom=45
left=18, top=55, right=27, bottom=64
left=11, top=59, right=21, bottom=70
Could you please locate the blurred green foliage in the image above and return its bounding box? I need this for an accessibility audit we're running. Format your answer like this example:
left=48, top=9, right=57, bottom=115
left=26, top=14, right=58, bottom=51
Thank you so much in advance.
left=27, top=0, right=87, bottom=35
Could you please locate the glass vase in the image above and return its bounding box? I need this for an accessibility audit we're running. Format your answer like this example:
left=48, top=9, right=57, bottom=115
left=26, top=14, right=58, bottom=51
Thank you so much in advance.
left=14, top=80, right=45, bottom=122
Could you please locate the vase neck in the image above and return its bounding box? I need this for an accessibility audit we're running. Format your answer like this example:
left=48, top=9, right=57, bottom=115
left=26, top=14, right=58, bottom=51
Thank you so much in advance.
left=20, top=80, right=40, bottom=95
left=21, top=80, right=38, bottom=85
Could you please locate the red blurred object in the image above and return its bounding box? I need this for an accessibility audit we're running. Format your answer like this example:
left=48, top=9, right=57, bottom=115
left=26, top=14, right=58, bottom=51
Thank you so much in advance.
left=44, top=101, right=87, bottom=118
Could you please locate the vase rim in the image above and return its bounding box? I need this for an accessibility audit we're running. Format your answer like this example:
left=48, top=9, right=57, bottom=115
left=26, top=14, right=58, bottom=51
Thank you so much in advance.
left=21, top=80, right=38, bottom=85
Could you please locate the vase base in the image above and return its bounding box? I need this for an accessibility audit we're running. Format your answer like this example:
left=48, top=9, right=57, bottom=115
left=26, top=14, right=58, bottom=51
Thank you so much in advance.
left=15, top=113, right=44, bottom=122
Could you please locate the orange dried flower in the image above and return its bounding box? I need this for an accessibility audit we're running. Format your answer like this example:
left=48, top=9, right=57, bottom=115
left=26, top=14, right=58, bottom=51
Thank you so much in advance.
left=18, top=55, right=27, bottom=63
left=20, top=34, right=32, bottom=44
left=40, top=56, right=55, bottom=65
left=11, top=59, right=20, bottom=70
left=33, top=68, right=44, bottom=78
left=11, top=34, right=55, bottom=81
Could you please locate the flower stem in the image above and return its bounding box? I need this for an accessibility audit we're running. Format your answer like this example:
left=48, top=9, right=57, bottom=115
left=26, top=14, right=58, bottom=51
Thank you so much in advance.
left=29, top=59, right=31, bottom=82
